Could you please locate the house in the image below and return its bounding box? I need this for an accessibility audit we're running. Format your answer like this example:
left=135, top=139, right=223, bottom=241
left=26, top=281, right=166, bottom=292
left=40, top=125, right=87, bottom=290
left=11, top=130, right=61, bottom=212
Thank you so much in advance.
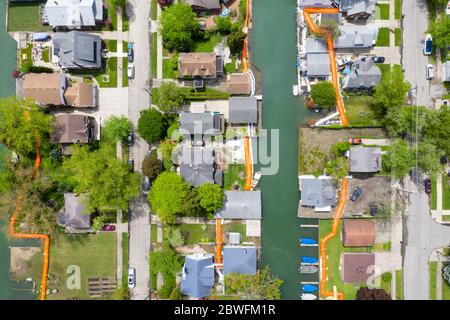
left=349, top=146, right=382, bottom=173
left=178, top=146, right=223, bottom=187
left=180, top=253, right=215, bottom=299
left=50, top=114, right=96, bottom=154
left=442, top=61, right=450, bottom=82
left=304, top=37, right=331, bottom=79
left=298, top=0, right=336, bottom=8
left=190, top=100, right=229, bottom=119
left=226, top=73, right=252, bottom=95
left=223, top=246, right=257, bottom=275
left=299, top=175, right=336, bottom=212
left=44, top=0, right=103, bottom=29
left=342, top=219, right=376, bottom=247
left=185, top=0, right=220, bottom=11
left=228, top=96, right=258, bottom=125
left=334, top=25, right=378, bottom=49
left=342, top=253, right=375, bottom=284
left=340, top=0, right=376, bottom=20
left=53, top=31, right=102, bottom=70
left=57, top=193, right=91, bottom=233
left=178, top=52, right=223, bottom=79
left=22, top=72, right=97, bottom=107
left=343, top=58, right=381, bottom=91
left=179, top=112, right=224, bottom=139
left=216, top=191, right=262, bottom=220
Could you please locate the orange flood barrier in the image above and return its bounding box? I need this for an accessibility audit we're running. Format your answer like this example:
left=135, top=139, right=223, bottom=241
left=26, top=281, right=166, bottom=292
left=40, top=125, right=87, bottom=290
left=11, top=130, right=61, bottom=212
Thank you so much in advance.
left=319, top=178, right=348, bottom=300
left=302, top=8, right=349, bottom=126
left=9, top=110, right=49, bottom=300
left=243, top=136, right=253, bottom=191
left=215, top=218, right=223, bottom=266
left=242, top=0, right=250, bottom=72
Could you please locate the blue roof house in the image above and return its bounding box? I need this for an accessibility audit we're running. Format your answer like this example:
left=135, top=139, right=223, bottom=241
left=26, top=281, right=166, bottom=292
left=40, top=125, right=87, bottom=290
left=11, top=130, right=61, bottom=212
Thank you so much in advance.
left=223, top=246, right=257, bottom=275
left=180, top=253, right=215, bottom=299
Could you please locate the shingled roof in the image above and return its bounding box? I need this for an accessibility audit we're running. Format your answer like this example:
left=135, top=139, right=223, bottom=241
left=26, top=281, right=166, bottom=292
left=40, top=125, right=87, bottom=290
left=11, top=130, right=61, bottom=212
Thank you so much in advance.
left=342, top=253, right=375, bottom=284
left=180, top=253, right=215, bottom=299
left=342, top=219, right=376, bottom=247
left=228, top=96, right=258, bottom=124
left=216, top=191, right=262, bottom=220
left=178, top=53, right=217, bottom=78
left=57, top=193, right=91, bottom=231
left=23, top=73, right=67, bottom=105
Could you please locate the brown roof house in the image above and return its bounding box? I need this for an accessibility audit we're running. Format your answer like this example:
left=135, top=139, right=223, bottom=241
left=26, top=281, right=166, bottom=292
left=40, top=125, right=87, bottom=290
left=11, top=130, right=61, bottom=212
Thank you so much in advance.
left=50, top=114, right=97, bottom=155
left=226, top=73, right=252, bottom=95
left=342, top=219, right=376, bottom=247
left=57, top=193, right=91, bottom=233
left=178, top=52, right=223, bottom=79
left=342, top=253, right=375, bottom=284
left=23, top=72, right=97, bottom=107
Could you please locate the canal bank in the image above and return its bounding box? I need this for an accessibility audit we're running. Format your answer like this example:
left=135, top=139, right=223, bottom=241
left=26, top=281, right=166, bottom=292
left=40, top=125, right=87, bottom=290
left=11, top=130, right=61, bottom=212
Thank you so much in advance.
left=252, top=0, right=318, bottom=299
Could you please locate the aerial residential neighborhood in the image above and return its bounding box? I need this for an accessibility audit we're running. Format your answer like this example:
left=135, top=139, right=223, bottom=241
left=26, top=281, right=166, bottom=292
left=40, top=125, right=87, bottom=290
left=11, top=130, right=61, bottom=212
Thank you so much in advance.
left=0, top=0, right=449, bottom=308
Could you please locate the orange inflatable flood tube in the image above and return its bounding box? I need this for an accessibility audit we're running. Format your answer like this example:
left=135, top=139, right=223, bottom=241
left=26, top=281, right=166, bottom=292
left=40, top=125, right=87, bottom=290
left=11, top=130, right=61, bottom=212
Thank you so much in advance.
left=243, top=136, right=253, bottom=191
left=303, top=8, right=349, bottom=127
left=242, top=0, right=250, bottom=72
left=215, top=218, right=223, bottom=266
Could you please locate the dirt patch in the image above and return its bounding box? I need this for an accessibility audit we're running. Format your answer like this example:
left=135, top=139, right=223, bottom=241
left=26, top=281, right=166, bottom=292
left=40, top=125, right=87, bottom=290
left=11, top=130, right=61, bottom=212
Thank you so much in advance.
left=10, top=247, right=41, bottom=280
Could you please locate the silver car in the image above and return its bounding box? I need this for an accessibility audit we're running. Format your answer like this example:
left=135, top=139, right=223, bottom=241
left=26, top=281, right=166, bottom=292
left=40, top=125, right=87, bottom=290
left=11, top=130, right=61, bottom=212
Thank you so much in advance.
left=128, top=268, right=136, bottom=288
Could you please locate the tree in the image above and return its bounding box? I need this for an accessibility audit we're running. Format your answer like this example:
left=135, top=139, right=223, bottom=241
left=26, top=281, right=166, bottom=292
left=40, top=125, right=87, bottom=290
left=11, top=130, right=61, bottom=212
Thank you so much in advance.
left=443, top=264, right=450, bottom=286
left=150, top=243, right=183, bottom=298
left=112, top=287, right=129, bottom=300
left=165, top=226, right=184, bottom=247
left=415, top=142, right=443, bottom=174
left=141, top=151, right=163, bottom=181
left=430, top=15, right=450, bottom=49
left=92, top=216, right=105, bottom=231
left=181, top=189, right=205, bottom=217
left=196, top=183, right=224, bottom=214
left=149, top=172, right=190, bottom=223
left=424, top=105, right=450, bottom=156
left=160, top=139, right=176, bottom=171
left=159, top=2, right=200, bottom=51
left=169, top=287, right=182, bottom=300
left=310, top=81, right=336, bottom=109
left=137, top=109, right=165, bottom=143
left=225, top=266, right=283, bottom=300
left=0, top=98, right=53, bottom=157
left=153, top=82, right=185, bottom=113
left=228, top=30, right=247, bottom=55
left=102, top=116, right=132, bottom=142
left=356, top=287, right=391, bottom=300
left=372, top=68, right=410, bottom=117
left=214, top=16, right=233, bottom=34
left=383, top=139, right=413, bottom=179
left=108, top=0, right=126, bottom=9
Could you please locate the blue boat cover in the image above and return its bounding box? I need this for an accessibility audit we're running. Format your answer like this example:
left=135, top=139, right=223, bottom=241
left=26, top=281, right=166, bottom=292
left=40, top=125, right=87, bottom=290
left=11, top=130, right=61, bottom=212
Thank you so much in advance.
left=32, top=33, right=49, bottom=41
left=302, top=285, right=318, bottom=293
left=301, top=256, right=318, bottom=264
left=300, top=237, right=318, bottom=245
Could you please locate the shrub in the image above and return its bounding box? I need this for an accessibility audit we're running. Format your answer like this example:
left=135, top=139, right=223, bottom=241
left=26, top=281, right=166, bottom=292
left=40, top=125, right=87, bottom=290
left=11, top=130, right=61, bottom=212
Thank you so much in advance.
left=138, top=109, right=165, bottom=143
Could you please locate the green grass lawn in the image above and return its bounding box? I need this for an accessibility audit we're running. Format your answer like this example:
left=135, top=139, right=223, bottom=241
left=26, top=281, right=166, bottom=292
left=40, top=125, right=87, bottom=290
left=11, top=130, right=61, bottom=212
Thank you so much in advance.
left=162, top=58, right=178, bottom=79
left=395, top=28, right=401, bottom=46
left=8, top=4, right=51, bottom=32
left=378, top=63, right=391, bottom=79
left=395, top=270, right=403, bottom=300
left=223, top=164, right=246, bottom=190
left=225, top=57, right=237, bottom=74
left=376, top=4, right=390, bottom=20
left=122, top=57, right=128, bottom=87
left=122, top=9, right=129, bottom=31
left=151, top=224, right=158, bottom=244
left=151, top=0, right=158, bottom=20
left=343, top=95, right=382, bottom=127
left=20, top=44, right=33, bottom=70
left=379, top=273, right=392, bottom=294
left=105, top=40, right=117, bottom=52
left=94, top=57, right=118, bottom=88
left=444, top=275, right=450, bottom=300
left=102, top=5, right=117, bottom=31
left=48, top=233, right=116, bottom=300
left=177, top=224, right=216, bottom=244
left=121, top=233, right=128, bottom=288
left=151, top=33, right=157, bottom=78
left=195, top=33, right=222, bottom=53
left=443, top=174, right=450, bottom=210
left=395, top=0, right=402, bottom=19
left=431, top=174, right=437, bottom=210
left=123, top=41, right=128, bottom=53
left=429, top=261, right=437, bottom=300
left=222, top=222, right=248, bottom=242
left=42, top=47, right=50, bottom=63
left=376, top=28, right=390, bottom=47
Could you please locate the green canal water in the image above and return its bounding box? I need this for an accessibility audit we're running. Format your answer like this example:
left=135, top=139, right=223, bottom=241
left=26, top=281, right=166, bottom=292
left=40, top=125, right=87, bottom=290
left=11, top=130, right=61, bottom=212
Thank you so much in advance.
left=253, top=0, right=319, bottom=299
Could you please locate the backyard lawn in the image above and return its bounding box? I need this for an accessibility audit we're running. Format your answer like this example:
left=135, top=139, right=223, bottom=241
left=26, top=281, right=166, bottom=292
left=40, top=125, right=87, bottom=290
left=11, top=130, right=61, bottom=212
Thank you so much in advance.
left=343, top=95, right=382, bottom=127
left=376, top=4, right=390, bottom=20
left=195, top=33, right=222, bottom=53
left=19, top=44, right=33, bottom=71
left=395, top=28, right=401, bottom=46
left=47, top=233, right=117, bottom=300
left=223, top=164, right=246, bottom=191
left=42, top=47, right=50, bottom=63
left=8, top=4, right=51, bottom=32
left=177, top=224, right=215, bottom=244
left=376, top=28, right=390, bottom=47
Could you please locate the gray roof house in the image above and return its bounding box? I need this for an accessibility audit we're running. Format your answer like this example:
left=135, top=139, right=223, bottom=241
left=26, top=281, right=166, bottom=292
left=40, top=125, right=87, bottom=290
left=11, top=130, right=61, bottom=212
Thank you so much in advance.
left=443, top=61, right=450, bottom=82
left=216, top=191, right=262, bottom=220
left=343, top=58, right=381, bottom=91
left=298, top=0, right=336, bottom=8
left=223, top=246, right=257, bottom=275
left=53, top=31, right=102, bottom=70
left=180, top=253, right=215, bottom=299
left=178, top=146, right=223, bottom=187
left=44, top=0, right=103, bottom=28
left=349, top=146, right=382, bottom=173
left=340, top=0, right=376, bottom=20
left=228, top=96, right=258, bottom=124
left=299, top=176, right=336, bottom=212
left=179, top=112, right=223, bottom=138
left=185, top=0, right=220, bottom=10
left=334, top=24, right=378, bottom=49
left=57, top=193, right=91, bottom=233
left=305, top=38, right=331, bottom=79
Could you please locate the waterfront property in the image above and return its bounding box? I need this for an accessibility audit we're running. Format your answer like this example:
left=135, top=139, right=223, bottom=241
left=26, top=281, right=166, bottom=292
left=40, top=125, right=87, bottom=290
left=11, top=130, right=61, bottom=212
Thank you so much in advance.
left=228, top=96, right=258, bottom=125
left=178, top=146, right=223, bottom=187
left=216, top=190, right=262, bottom=220
left=226, top=73, right=252, bottom=95
left=342, top=252, right=375, bottom=284
left=180, top=253, right=215, bottom=299
left=43, top=0, right=103, bottom=29
left=342, top=219, right=376, bottom=247
left=298, top=175, right=337, bottom=213
left=223, top=246, right=257, bottom=275
left=179, top=111, right=224, bottom=139
left=57, top=193, right=92, bottom=233
left=178, top=52, right=223, bottom=79
left=349, top=146, right=382, bottom=173
left=343, top=57, right=382, bottom=92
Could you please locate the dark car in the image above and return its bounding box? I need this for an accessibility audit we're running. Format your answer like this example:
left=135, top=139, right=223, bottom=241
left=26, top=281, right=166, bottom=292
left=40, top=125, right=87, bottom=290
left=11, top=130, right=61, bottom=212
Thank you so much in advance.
left=128, top=159, right=134, bottom=172
left=127, top=132, right=134, bottom=147
left=369, top=202, right=378, bottom=216
left=350, top=187, right=363, bottom=201
left=372, top=56, right=385, bottom=63
left=424, top=178, right=432, bottom=194
left=127, top=43, right=134, bottom=62
left=348, top=138, right=362, bottom=145
left=101, top=224, right=116, bottom=232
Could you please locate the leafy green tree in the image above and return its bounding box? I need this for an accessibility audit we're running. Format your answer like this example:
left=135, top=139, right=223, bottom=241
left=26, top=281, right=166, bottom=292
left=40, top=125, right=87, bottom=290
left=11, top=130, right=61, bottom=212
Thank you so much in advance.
left=160, top=139, right=176, bottom=171
left=165, top=226, right=184, bottom=247
left=372, top=68, right=410, bottom=117
left=197, top=183, right=224, bottom=214
left=0, top=98, right=53, bottom=157
left=103, top=116, right=133, bottom=142
left=356, top=287, right=391, bottom=300
left=92, top=216, right=105, bottom=231
left=225, top=266, right=283, bottom=300
left=153, top=82, right=185, bottom=113
left=112, top=287, right=129, bottom=300
left=423, top=105, right=450, bottom=155
left=141, top=151, right=163, bottom=181
left=310, top=81, right=336, bottom=109
left=430, top=15, right=450, bottom=50
left=169, top=287, right=182, bottom=300
left=415, top=142, right=443, bottom=174
left=138, top=109, right=165, bottom=143
left=181, top=189, right=205, bottom=217
left=214, top=16, right=233, bottom=34
left=150, top=243, right=183, bottom=298
left=108, top=0, right=126, bottom=9
left=149, top=172, right=190, bottom=223
left=228, top=30, right=247, bottom=55
left=383, top=139, right=413, bottom=179
left=159, top=2, right=200, bottom=51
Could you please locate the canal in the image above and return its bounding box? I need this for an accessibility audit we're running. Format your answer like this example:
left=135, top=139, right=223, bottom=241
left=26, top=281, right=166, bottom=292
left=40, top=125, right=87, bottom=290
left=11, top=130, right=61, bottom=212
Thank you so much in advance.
left=253, top=0, right=319, bottom=299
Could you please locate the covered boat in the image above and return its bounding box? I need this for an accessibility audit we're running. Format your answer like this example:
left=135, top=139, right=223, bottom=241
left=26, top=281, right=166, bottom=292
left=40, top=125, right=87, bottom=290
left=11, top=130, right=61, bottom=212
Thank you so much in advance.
left=300, top=293, right=317, bottom=300
left=302, top=284, right=318, bottom=293
left=299, top=265, right=319, bottom=274
left=301, top=256, right=318, bottom=264
left=299, top=237, right=318, bottom=245
left=32, top=33, right=50, bottom=41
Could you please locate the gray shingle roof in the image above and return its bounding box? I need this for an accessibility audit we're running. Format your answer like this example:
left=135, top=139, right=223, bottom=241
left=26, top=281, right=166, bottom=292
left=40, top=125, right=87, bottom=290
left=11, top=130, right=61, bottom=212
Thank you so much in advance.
left=179, top=147, right=221, bottom=186
left=58, top=193, right=90, bottom=229
left=349, top=146, right=382, bottom=173
left=180, top=254, right=215, bottom=299
left=298, top=0, right=336, bottom=8
left=216, top=191, right=262, bottom=220
left=185, top=0, right=221, bottom=9
left=228, top=96, right=258, bottom=124
left=305, top=38, right=330, bottom=77
left=179, top=112, right=222, bottom=137
left=223, top=246, right=257, bottom=275
left=340, top=0, right=376, bottom=16
left=300, top=177, right=336, bottom=208
left=53, top=31, right=102, bottom=69
left=343, top=58, right=381, bottom=89
left=334, top=24, right=378, bottom=48
left=45, top=0, right=103, bottom=28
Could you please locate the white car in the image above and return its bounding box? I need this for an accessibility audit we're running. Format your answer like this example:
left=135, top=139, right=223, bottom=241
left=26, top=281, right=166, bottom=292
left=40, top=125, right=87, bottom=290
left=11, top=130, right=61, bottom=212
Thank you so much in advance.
left=127, top=64, right=135, bottom=79
left=337, top=57, right=352, bottom=67
left=426, top=64, right=434, bottom=80
left=128, top=268, right=136, bottom=288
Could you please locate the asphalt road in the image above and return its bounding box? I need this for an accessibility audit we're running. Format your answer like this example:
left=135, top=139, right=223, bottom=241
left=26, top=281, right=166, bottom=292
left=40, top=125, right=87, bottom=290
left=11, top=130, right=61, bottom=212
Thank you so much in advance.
left=402, top=0, right=431, bottom=107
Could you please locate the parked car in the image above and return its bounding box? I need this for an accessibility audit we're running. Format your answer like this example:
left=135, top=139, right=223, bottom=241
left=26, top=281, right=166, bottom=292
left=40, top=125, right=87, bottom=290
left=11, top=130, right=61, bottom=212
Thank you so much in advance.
left=348, top=138, right=362, bottom=145
left=350, top=187, right=363, bottom=201
left=337, top=57, right=352, bottom=67
left=372, top=56, right=385, bottom=63
left=128, top=268, right=136, bottom=288
left=127, top=132, right=134, bottom=147
left=142, top=176, right=150, bottom=195
left=127, top=42, right=134, bottom=62
left=128, top=159, right=134, bottom=172
left=426, top=64, right=434, bottom=80
left=424, top=178, right=432, bottom=194
left=368, top=202, right=378, bottom=216
left=423, top=33, right=433, bottom=55
left=101, top=224, right=116, bottom=232
left=127, top=63, right=135, bottom=79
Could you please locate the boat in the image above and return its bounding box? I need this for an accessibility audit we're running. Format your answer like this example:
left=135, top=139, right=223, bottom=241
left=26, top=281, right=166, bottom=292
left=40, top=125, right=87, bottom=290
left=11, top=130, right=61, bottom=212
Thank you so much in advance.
left=293, top=85, right=299, bottom=96
left=300, top=293, right=318, bottom=300
left=252, top=171, right=262, bottom=189
left=302, top=284, right=318, bottom=293
left=298, top=265, right=319, bottom=274
left=299, top=237, right=318, bottom=245
left=301, top=256, right=318, bottom=264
